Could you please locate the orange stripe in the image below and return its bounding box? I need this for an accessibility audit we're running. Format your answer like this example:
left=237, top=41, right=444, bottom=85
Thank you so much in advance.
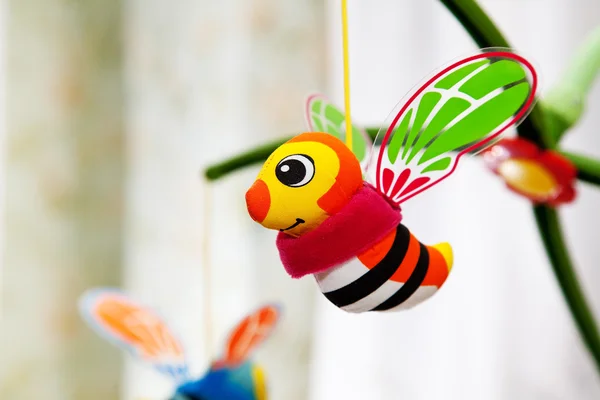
left=357, top=228, right=396, bottom=269
left=421, top=246, right=449, bottom=288
left=389, top=233, right=420, bottom=283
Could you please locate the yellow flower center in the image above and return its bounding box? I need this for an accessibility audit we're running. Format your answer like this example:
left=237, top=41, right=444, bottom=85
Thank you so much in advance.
left=497, top=159, right=558, bottom=198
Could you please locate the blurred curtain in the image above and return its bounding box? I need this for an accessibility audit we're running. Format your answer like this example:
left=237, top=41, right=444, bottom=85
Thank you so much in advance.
left=0, top=0, right=325, bottom=399
left=0, top=1, right=125, bottom=399
left=310, top=1, right=600, bottom=400
left=123, top=0, right=324, bottom=399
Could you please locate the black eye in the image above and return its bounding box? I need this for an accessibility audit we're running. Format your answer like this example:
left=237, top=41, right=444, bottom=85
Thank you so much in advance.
left=275, top=154, right=315, bottom=187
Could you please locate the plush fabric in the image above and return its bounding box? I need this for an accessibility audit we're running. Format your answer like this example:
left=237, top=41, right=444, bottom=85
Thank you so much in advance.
left=276, top=183, right=402, bottom=278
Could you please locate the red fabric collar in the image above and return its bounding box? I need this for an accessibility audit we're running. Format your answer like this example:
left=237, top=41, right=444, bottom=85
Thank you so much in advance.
left=276, top=184, right=402, bottom=278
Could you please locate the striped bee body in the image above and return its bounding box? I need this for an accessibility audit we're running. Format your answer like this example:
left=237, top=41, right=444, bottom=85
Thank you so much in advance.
left=314, top=224, right=453, bottom=313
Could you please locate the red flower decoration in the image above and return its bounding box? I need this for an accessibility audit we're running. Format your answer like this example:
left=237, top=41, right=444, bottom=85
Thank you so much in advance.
left=482, top=137, right=577, bottom=206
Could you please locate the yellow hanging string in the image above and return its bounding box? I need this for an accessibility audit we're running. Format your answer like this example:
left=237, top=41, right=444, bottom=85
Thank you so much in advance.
left=341, top=0, right=352, bottom=151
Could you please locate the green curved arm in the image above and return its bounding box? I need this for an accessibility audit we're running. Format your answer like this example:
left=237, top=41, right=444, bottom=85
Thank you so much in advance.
left=533, top=205, right=600, bottom=360
left=204, top=130, right=600, bottom=186
left=438, top=0, right=552, bottom=149
left=204, top=127, right=381, bottom=181
left=205, top=137, right=290, bottom=180
left=544, top=26, right=600, bottom=142
left=560, top=150, right=600, bottom=186
left=440, top=0, right=600, bottom=375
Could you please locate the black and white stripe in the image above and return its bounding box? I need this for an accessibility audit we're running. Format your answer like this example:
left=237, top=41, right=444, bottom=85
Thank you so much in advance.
left=313, top=224, right=432, bottom=313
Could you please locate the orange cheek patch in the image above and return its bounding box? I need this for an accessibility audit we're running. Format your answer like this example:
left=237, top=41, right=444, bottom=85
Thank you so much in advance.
left=315, top=149, right=363, bottom=215
left=317, top=185, right=352, bottom=215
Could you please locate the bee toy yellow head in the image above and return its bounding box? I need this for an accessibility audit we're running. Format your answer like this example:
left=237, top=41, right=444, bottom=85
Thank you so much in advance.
left=245, top=132, right=363, bottom=237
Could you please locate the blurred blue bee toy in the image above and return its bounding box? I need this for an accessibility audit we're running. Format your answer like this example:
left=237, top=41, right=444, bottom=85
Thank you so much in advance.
left=78, top=288, right=281, bottom=400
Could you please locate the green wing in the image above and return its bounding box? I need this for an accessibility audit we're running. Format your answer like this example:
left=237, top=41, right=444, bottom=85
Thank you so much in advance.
left=305, top=94, right=372, bottom=168
left=367, top=49, right=539, bottom=205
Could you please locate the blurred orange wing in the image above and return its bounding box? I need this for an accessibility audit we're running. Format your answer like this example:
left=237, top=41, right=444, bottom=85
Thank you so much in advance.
left=218, top=304, right=281, bottom=368
left=78, top=288, right=190, bottom=382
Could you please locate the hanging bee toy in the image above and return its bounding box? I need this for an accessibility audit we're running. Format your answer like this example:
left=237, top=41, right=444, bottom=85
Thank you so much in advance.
left=245, top=49, right=538, bottom=313
left=79, top=288, right=281, bottom=400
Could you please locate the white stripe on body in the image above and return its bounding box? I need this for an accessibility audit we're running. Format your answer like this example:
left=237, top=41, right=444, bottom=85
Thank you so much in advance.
left=313, top=257, right=405, bottom=313
left=313, top=257, right=368, bottom=293
left=313, top=258, right=441, bottom=313
left=340, top=278, right=403, bottom=313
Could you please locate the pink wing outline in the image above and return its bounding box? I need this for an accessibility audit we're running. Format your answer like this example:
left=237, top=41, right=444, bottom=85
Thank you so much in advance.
left=364, top=49, right=539, bottom=206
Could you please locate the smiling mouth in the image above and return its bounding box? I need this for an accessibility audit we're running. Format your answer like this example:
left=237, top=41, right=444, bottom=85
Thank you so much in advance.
left=280, top=218, right=305, bottom=232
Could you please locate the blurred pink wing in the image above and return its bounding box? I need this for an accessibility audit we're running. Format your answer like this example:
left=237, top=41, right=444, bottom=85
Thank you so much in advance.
left=78, top=287, right=190, bottom=382
left=215, top=304, right=282, bottom=368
